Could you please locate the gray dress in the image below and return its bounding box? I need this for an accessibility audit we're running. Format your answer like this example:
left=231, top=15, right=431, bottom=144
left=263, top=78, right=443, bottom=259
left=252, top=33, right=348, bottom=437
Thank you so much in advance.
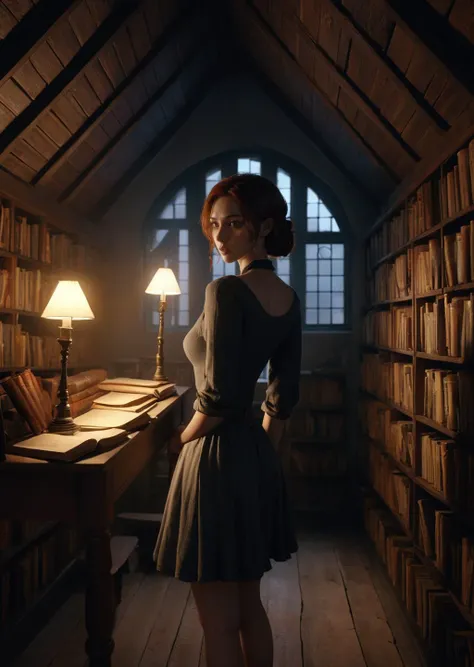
left=153, top=275, right=302, bottom=582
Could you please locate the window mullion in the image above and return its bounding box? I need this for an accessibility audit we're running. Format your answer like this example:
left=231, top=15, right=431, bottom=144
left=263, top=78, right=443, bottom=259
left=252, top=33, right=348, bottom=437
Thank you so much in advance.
left=292, top=178, right=306, bottom=306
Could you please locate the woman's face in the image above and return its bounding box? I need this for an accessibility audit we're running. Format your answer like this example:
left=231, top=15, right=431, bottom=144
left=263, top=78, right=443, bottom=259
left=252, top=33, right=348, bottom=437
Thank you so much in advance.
left=209, top=196, right=254, bottom=263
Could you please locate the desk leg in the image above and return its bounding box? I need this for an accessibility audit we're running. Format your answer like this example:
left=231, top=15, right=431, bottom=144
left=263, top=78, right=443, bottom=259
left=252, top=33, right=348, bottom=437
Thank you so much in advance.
left=84, top=530, right=115, bottom=667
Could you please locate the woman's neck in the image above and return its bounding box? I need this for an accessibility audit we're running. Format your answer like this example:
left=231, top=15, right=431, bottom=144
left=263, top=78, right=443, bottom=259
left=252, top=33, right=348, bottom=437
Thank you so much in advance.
left=238, top=252, right=268, bottom=275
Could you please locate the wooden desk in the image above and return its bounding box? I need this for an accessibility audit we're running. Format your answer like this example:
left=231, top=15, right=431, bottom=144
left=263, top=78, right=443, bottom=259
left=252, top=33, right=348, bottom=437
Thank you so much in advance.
left=0, top=387, right=190, bottom=667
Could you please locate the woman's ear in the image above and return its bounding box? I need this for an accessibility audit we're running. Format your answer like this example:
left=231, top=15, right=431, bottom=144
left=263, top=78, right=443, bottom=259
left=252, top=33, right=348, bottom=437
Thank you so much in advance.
left=259, top=217, right=274, bottom=238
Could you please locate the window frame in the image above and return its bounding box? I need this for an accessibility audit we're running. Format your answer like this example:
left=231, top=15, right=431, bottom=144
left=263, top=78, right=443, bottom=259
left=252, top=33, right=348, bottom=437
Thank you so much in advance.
left=144, top=149, right=352, bottom=333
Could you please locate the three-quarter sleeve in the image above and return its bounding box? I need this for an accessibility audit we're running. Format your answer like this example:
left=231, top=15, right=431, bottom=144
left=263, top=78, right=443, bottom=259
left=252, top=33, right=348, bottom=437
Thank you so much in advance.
left=262, top=307, right=302, bottom=420
left=194, top=277, right=246, bottom=419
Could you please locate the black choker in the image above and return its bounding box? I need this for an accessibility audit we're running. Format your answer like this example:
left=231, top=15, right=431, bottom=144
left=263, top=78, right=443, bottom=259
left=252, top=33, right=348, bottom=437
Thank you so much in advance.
left=241, top=259, right=275, bottom=275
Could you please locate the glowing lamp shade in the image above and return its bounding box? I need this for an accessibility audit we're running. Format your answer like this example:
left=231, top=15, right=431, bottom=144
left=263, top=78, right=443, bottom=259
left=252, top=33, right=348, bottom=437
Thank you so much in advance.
left=145, top=268, right=181, bottom=296
left=42, top=280, right=95, bottom=321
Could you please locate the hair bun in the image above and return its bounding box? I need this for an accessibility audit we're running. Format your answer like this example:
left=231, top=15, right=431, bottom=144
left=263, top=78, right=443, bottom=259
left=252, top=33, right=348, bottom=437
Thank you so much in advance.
left=265, top=216, right=294, bottom=257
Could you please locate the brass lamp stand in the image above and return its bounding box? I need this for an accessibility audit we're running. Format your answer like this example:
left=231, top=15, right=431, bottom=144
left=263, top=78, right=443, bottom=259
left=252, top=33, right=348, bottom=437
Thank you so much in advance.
left=145, top=267, right=181, bottom=384
left=50, top=321, right=77, bottom=434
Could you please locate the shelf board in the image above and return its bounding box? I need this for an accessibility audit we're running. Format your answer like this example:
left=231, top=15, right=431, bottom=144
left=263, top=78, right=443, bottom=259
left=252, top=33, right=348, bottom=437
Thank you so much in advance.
left=363, top=344, right=413, bottom=357
left=365, top=295, right=412, bottom=309
left=445, top=281, right=474, bottom=294
left=360, top=389, right=414, bottom=419
left=416, top=351, right=464, bottom=364
left=0, top=308, right=42, bottom=317
left=415, top=414, right=457, bottom=439
left=415, top=289, right=443, bottom=299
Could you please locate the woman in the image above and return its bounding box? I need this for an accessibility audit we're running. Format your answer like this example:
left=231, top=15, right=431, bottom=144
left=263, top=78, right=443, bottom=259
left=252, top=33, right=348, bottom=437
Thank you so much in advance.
left=153, top=173, right=302, bottom=667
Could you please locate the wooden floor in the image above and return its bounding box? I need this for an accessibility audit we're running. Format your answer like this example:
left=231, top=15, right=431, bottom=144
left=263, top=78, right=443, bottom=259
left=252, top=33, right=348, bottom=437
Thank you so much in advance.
left=10, top=528, right=426, bottom=667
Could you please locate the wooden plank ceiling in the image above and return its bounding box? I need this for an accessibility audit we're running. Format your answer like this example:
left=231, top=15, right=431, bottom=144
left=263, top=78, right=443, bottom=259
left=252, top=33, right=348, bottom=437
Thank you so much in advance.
left=0, top=0, right=473, bottom=220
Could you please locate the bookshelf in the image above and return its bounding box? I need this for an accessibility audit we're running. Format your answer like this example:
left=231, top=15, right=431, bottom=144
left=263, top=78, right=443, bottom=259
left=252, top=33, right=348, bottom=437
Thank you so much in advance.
left=286, top=370, right=348, bottom=513
left=360, top=134, right=474, bottom=664
left=0, top=195, right=98, bottom=373
left=0, top=193, right=98, bottom=643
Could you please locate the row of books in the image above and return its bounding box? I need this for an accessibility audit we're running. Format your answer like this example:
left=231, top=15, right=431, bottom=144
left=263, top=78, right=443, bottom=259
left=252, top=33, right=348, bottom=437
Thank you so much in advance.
left=368, top=251, right=411, bottom=303
left=0, top=267, right=45, bottom=313
left=366, top=181, right=435, bottom=268
left=443, top=144, right=474, bottom=219
left=364, top=496, right=474, bottom=666
left=359, top=397, right=414, bottom=468
left=445, top=224, right=474, bottom=286
left=289, top=410, right=343, bottom=440
left=366, top=140, right=474, bottom=268
left=361, top=353, right=413, bottom=412
left=0, top=519, right=49, bottom=552
left=0, top=524, right=79, bottom=626
left=0, top=202, right=87, bottom=270
left=298, top=373, right=344, bottom=407
left=363, top=306, right=413, bottom=350
left=419, top=294, right=474, bottom=358
left=369, top=444, right=411, bottom=529
left=424, top=369, right=474, bottom=433
left=290, top=447, right=347, bottom=477
left=0, top=322, right=84, bottom=368
left=414, top=239, right=441, bottom=294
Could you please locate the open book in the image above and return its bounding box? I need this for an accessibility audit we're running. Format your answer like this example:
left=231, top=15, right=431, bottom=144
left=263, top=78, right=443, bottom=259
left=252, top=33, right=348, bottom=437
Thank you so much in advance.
left=74, top=408, right=151, bottom=431
left=98, top=378, right=177, bottom=399
left=9, top=428, right=127, bottom=462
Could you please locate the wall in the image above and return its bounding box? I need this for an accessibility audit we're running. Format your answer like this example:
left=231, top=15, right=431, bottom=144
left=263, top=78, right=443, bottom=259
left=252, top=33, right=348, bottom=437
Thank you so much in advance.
left=100, top=74, right=372, bottom=376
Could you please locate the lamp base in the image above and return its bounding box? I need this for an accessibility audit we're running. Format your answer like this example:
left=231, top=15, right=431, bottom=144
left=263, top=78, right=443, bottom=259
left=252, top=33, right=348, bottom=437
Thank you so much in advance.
left=48, top=416, right=79, bottom=435
left=153, top=369, right=168, bottom=383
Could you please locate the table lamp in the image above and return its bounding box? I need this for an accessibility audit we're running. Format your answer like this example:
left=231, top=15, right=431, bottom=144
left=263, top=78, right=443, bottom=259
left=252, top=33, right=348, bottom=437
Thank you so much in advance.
left=145, top=267, right=181, bottom=382
left=41, top=280, right=95, bottom=434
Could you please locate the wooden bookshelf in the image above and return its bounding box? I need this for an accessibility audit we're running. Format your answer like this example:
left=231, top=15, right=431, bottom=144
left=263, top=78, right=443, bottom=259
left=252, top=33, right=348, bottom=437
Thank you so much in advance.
left=286, top=370, right=347, bottom=512
left=360, top=133, right=474, bottom=662
left=0, top=192, right=97, bottom=637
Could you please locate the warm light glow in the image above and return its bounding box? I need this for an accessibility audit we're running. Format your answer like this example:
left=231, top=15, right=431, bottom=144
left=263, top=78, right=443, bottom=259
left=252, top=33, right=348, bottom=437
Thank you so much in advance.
left=41, top=281, right=95, bottom=320
left=145, top=268, right=181, bottom=296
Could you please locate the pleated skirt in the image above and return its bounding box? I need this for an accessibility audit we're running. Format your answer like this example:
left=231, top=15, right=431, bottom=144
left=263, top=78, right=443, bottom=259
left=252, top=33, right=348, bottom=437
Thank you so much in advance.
left=153, top=418, right=298, bottom=582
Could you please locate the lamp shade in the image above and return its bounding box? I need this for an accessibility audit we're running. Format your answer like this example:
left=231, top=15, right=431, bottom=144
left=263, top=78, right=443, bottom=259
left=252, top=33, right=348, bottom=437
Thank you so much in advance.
left=145, top=267, right=181, bottom=296
left=41, top=281, right=95, bottom=320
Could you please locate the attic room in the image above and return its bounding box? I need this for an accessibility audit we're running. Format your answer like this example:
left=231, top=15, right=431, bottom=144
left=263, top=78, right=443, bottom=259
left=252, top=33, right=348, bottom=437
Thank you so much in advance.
left=0, top=0, right=473, bottom=665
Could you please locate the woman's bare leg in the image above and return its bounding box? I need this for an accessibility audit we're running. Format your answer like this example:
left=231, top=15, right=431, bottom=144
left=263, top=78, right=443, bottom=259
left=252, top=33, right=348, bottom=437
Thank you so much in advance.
left=191, top=581, right=245, bottom=667
left=238, top=579, right=273, bottom=667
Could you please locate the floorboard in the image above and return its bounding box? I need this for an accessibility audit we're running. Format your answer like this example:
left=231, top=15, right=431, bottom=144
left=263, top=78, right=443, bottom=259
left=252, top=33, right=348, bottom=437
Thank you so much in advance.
left=9, top=529, right=425, bottom=667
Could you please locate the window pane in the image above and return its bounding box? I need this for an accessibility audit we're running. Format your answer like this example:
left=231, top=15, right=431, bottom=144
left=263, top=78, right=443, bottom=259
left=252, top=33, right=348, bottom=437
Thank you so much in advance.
left=307, top=217, right=318, bottom=232
left=277, top=169, right=291, bottom=189
left=206, top=168, right=222, bottom=196
left=238, top=158, right=249, bottom=173
left=250, top=159, right=261, bottom=174
left=307, top=203, right=318, bottom=218
left=149, top=229, right=168, bottom=251
left=307, top=187, right=318, bottom=203
left=305, top=243, right=345, bottom=326
left=178, top=311, right=189, bottom=326
left=331, top=219, right=340, bottom=232
left=307, top=293, right=318, bottom=308
left=318, top=217, right=332, bottom=232
left=319, top=202, right=331, bottom=218
left=159, top=187, right=187, bottom=219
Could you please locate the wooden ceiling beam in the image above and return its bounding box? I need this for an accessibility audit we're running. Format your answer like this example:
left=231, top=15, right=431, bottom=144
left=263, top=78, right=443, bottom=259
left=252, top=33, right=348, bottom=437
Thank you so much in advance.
left=381, top=0, right=474, bottom=95
left=94, top=60, right=221, bottom=219
left=324, top=0, right=449, bottom=131
left=0, top=0, right=138, bottom=160
left=32, top=8, right=195, bottom=187
left=0, top=0, right=80, bottom=89
left=58, top=44, right=203, bottom=203
left=246, top=1, right=407, bottom=180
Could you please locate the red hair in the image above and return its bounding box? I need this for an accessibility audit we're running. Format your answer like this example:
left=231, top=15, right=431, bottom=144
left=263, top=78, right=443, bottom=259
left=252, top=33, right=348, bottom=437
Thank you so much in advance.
left=201, top=174, right=294, bottom=260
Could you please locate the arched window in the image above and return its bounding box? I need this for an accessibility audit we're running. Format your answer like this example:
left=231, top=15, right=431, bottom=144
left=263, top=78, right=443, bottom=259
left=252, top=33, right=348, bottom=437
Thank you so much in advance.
left=145, top=151, right=348, bottom=332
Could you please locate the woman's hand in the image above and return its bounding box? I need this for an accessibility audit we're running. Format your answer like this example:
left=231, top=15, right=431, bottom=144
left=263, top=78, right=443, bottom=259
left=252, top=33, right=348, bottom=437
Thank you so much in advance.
left=168, top=424, right=186, bottom=455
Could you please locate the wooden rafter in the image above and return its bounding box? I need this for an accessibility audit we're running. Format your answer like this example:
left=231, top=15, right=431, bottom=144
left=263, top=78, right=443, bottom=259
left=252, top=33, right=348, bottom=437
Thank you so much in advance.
left=0, top=0, right=80, bottom=89
left=382, top=0, right=474, bottom=95
left=249, top=1, right=419, bottom=165
left=245, top=1, right=405, bottom=181
left=58, top=44, right=203, bottom=203
left=324, top=0, right=449, bottom=131
left=94, top=59, right=222, bottom=219
left=249, top=63, right=386, bottom=204
left=0, top=0, right=138, bottom=160
left=32, top=9, right=195, bottom=187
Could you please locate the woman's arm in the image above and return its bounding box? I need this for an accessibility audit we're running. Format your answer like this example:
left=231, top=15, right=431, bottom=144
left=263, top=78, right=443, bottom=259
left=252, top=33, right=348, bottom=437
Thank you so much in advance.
left=262, top=412, right=286, bottom=448
left=171, top=411, right=223, bottom=451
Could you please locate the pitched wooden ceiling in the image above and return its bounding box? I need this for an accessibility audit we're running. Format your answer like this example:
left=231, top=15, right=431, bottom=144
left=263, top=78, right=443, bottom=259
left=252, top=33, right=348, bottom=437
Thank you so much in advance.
left=0, top=0, right=473, bottom=221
